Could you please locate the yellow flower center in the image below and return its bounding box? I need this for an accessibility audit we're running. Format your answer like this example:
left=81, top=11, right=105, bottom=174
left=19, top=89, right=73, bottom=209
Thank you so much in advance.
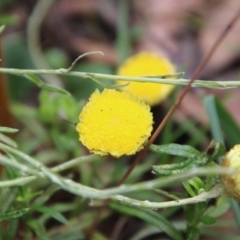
left=76, top=89, right=153, bottom=157
left=117, top=52, right=176, bottom=106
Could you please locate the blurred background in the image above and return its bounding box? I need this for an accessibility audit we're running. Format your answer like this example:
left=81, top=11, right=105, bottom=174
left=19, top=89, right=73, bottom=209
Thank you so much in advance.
left=1, top=0, right=240, bottom=239
left=1, top=0, right=240, bottom=128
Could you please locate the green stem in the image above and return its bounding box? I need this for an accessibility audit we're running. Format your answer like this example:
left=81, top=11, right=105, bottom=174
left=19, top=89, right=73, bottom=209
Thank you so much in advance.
left=113, top=184, right=224, bottom=209
left=117, top=0, right=130, bottom=63
left=0, top=146, right=236, bottom=199
left=0, top=153, right=100, bottom=187
left=0, top=67, right=240, bottom=89
left=27, top=0, right=62, bottom=87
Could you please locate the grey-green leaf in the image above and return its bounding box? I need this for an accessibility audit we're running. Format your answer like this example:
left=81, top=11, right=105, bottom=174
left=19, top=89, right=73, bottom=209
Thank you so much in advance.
left=150, top=144, right=201, bottom=158
left=0, top=133, right=17, bottom=148
left=23, top=74, right=70, bottom=95
left=0, top=127, right=19, bottom=133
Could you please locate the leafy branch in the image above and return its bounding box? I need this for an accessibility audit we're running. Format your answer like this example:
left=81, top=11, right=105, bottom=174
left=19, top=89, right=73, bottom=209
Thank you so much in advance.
left=0, top=66, right=240, bottom=95
left=0, top=133, right=236, bottom=208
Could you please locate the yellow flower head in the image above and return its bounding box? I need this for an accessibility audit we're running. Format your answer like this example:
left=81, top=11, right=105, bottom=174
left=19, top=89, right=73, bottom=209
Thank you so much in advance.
left=117, top=52, right=176, bottom=106
left=76, top=89, right=153, bottom=158
left=221, top=144, right=240, bottom=202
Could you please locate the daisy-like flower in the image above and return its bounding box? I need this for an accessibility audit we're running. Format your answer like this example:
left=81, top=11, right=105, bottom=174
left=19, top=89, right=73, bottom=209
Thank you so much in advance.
left=76, top=89, right=153, bottom=157
left=221, top=144, right=240, bottom=202
left=117, top=51, right=176, bottom=106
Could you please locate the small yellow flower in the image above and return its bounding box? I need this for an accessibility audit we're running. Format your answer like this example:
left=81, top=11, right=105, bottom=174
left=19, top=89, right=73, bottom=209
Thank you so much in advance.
left=221, top=144, right=240, bottom=202
left=76, top=89, right=153, bottom=157
left=117, top=52, right=176, bottom=106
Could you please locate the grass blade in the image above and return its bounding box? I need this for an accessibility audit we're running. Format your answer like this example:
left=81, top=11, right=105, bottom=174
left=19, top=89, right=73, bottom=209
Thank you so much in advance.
left=203, top=95, right=240, bottom=232
left=111, top=202, right=183, bottom=240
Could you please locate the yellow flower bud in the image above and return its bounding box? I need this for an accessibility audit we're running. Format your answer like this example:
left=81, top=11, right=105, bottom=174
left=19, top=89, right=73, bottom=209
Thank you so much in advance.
left=76, top=89, right=153, bottom=158
left=221, top=144, right=240, bottom=202
left=117, top=52, right=176, bottom=106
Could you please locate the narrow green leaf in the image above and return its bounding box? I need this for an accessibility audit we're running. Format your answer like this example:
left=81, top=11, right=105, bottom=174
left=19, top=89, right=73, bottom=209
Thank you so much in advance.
left=187, top=177, right=204, bottom=192
left=86, top=73, right=129, bottom=89
left=33, top=205, right=68, bottom=224
left=0, top=208, right=30, bottom=221
left=0, top=127, right=19, bottom=133
left=152, top=143, right=218, bottom=176
left=150, top=144, right=201, bottom=158
left=200, top=215, right=216, bottom=225
left=17, top=191, right=43, bottom=203
left=205, top=174, right=215, bottom=191
left=23, top=74, right=70, bottom=95
left=23, top=73, right=43, bottom=85
left=182, top=182, right=196, bottom=197
left=6, top=166, right=21, bottom=179
left=203, top=95, right=240, bottom=231
left=111, top=202, right=183, bottom=240
left=0, top=133, right=17, bottom=148
left=27, top=220, right=50, bottom=240
left=152, top=162, right=194, bottom=176
left=7, top=219, right=18, bottom=240
left=185, top=202, right=206, bottom=227
left=203, top=95, right=224, bottom=144
left=215, top=98, right=240, bottom=146
left=185, top=204, right=195, bottom=224
left=152, top=142, right=224, bottom=176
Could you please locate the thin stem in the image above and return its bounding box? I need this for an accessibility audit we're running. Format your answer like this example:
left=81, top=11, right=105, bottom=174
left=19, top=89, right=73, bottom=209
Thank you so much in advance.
left=0, top=67, right=239, bottom=89
left=113, top=184, right=224, bottom=209
left=0, top=149, right=235, bottom=198
left=0, top=68, right=240, bottom=89
left=117, top=0, right=130, bottom=63
left=27, top=0, right=62, bottom=87
left=0, top=153, right=100, bottom=188
left=154, top=189, right=180, bottom=201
